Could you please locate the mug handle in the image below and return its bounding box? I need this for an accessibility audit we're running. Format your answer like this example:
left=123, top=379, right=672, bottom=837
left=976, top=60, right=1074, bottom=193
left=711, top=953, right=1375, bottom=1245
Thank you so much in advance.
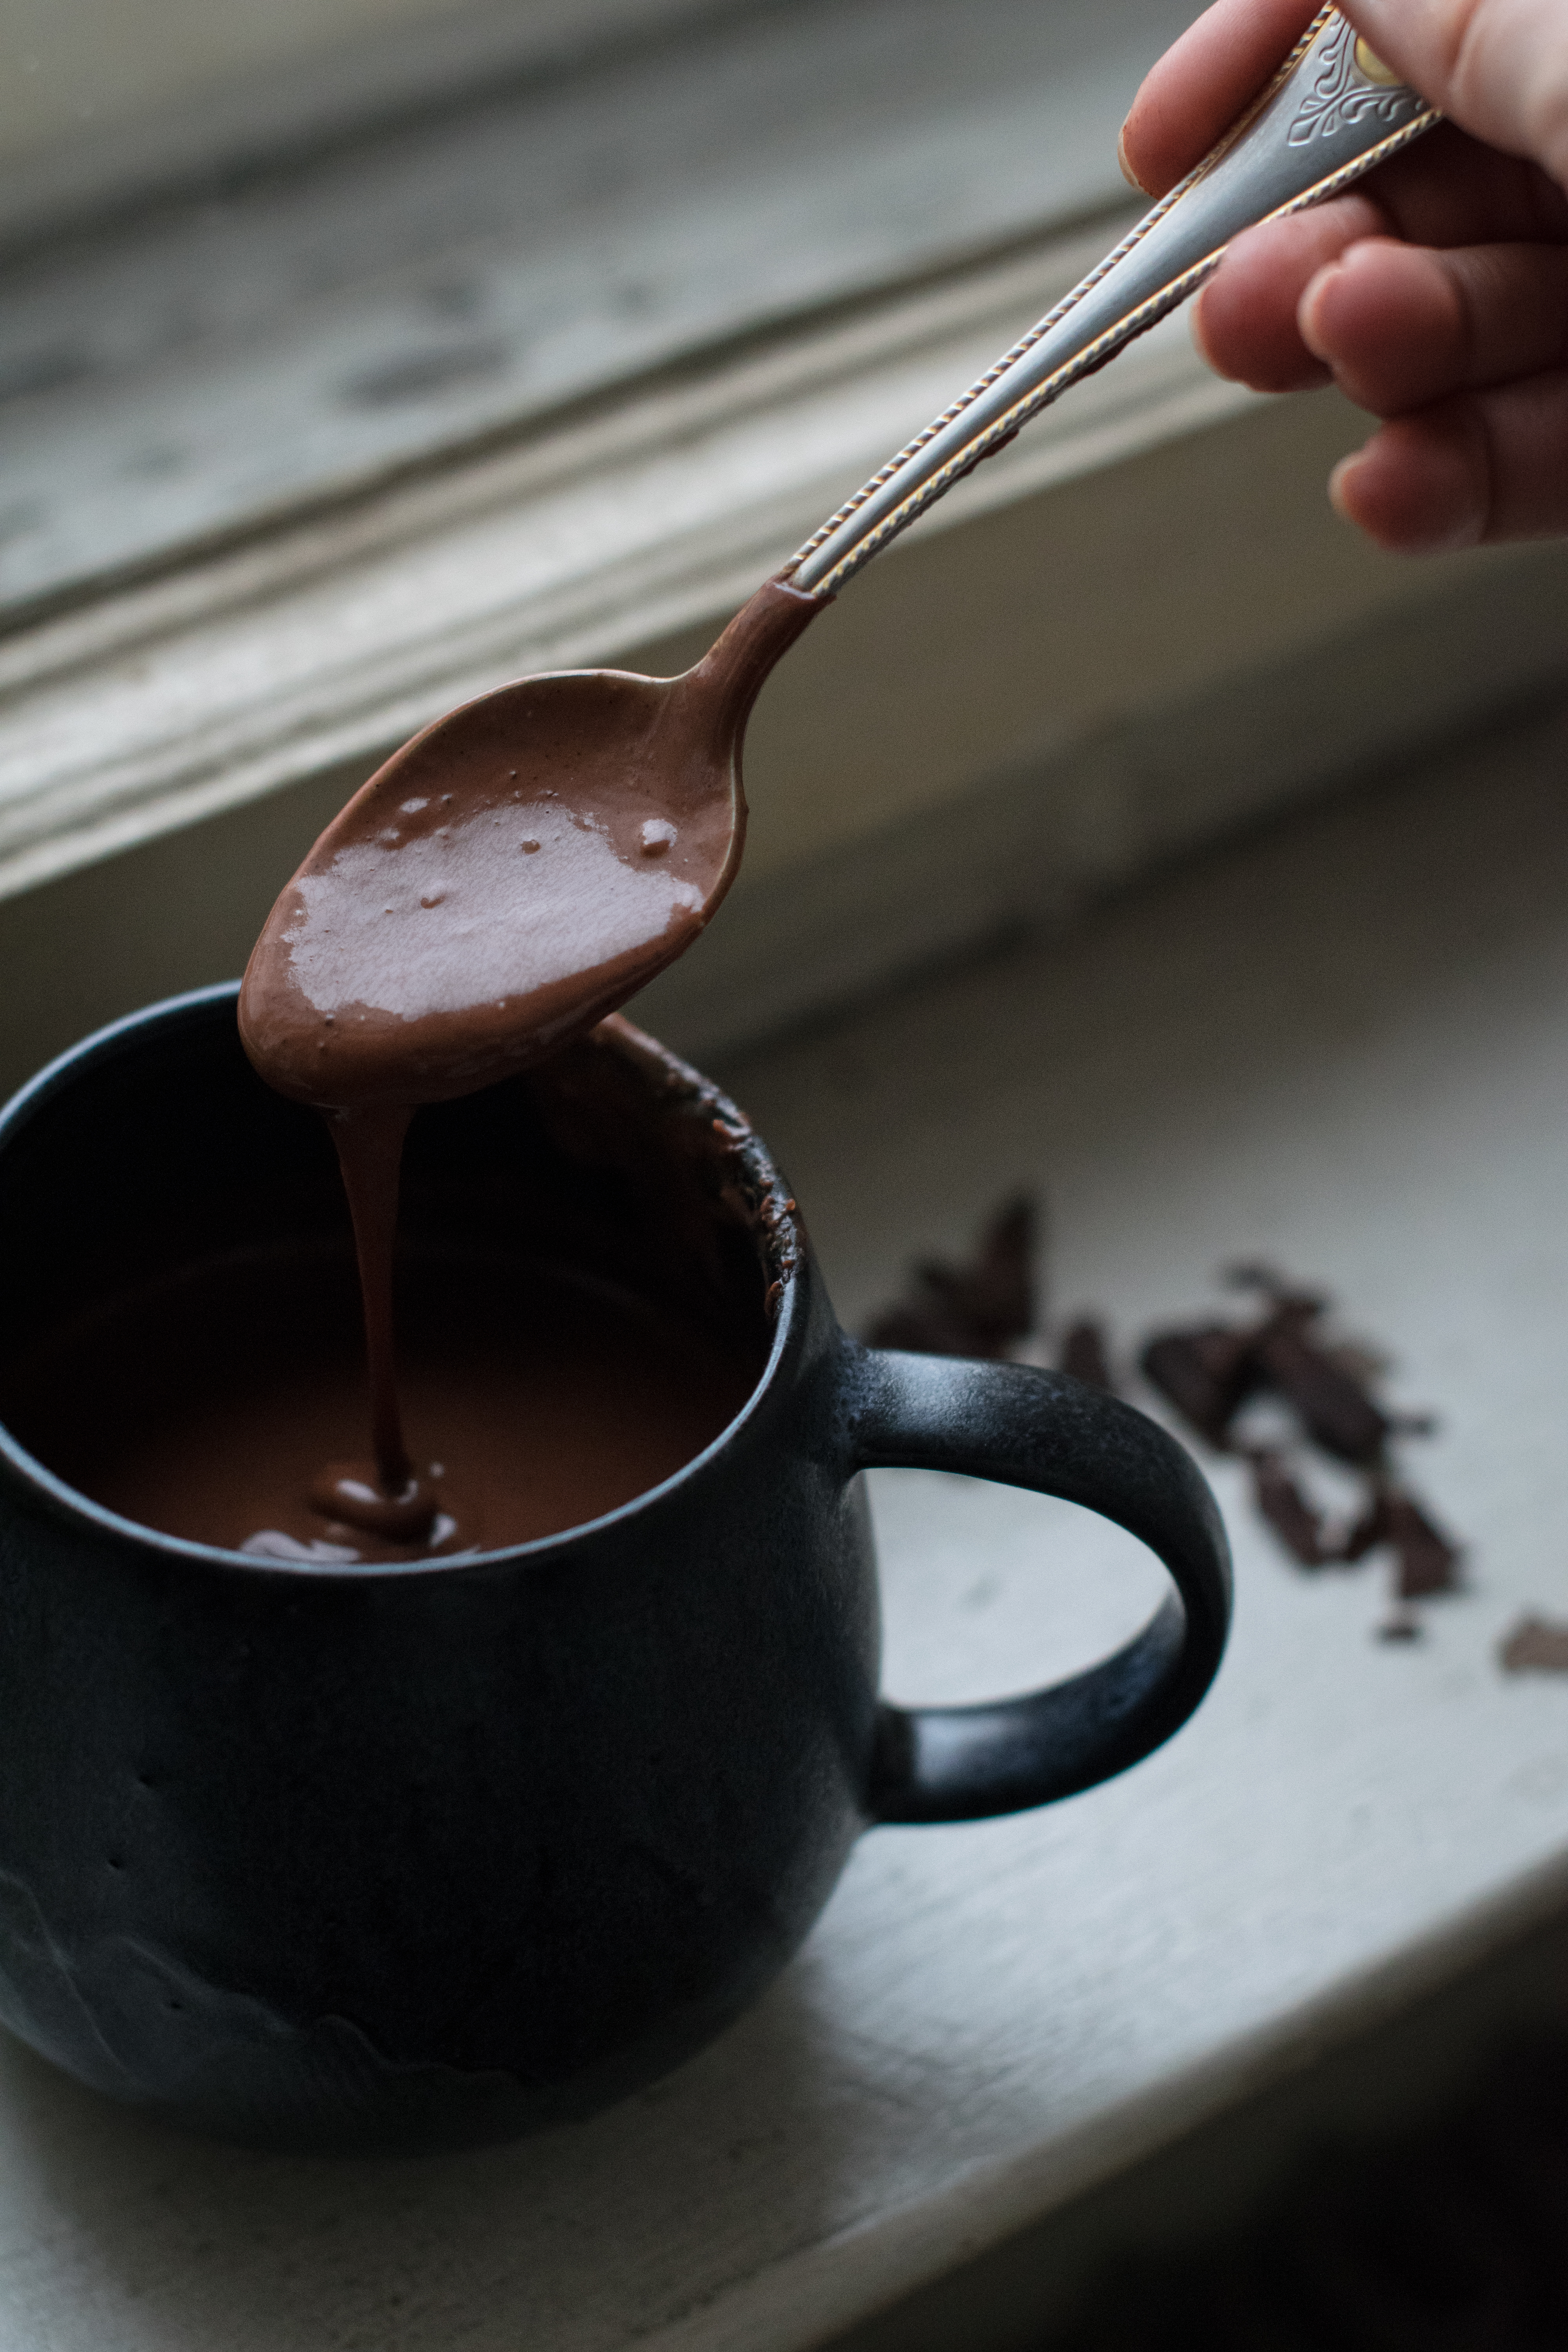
left=845, top=1347, right=1233, bottom=1824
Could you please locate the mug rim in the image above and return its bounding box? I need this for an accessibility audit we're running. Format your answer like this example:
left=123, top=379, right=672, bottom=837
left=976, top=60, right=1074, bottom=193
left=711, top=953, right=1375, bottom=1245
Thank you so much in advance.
left=0, top=982, right=804, bottom=1582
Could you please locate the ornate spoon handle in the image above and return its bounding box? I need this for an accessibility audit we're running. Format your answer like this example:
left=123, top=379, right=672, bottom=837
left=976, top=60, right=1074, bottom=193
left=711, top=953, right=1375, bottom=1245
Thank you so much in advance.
left=789, top=6, right=1438, bottom=597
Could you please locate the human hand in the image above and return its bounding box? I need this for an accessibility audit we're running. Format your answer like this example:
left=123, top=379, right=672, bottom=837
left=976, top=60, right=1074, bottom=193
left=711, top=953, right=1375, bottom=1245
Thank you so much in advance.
left=1119, top=0, right=1568, bottom=550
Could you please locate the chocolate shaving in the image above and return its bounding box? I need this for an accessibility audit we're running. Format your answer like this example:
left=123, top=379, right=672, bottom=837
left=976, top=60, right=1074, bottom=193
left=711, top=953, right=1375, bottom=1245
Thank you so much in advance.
left=1246, top=1448, right=1334, bottom=1568
left=1137, top=1262, right=1464, bottom=1628
left=1249, top=1305, right=1392, bottom=1468
left=864, top=1194, right=1036, bottom=1360
left=1341, top=1494, right=1387, bottom=1564
left=1059, top=1318, right=1114, bottom=1392
left=1140, top=1325, right=1257, bottom=1445
left=1226, top=1269, right=1392, bottom=1464
left=1323, top=1339, right=1389, bottom=1387
left=1384, top=1492, right=1462, bottom=1599
left=1342, top=1488, right=1462, bottom=1596
left=1499, top=1615, right=1568, bottom=1674
left=872, top=1209, right=1474, bottom=1651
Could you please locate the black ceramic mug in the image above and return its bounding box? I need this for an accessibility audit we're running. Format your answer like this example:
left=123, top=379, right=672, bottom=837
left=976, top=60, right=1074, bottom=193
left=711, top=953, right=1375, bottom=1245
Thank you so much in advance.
left=0, top=985, right=1230, bottom=2153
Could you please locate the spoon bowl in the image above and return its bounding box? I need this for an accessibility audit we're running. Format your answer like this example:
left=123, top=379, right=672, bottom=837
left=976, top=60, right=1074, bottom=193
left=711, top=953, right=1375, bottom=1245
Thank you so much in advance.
left=239, top=577, right=824, bottom=1110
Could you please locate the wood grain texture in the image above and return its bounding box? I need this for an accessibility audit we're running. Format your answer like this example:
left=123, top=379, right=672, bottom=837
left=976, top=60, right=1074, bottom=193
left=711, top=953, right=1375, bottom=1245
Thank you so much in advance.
left=0, top=0, right=1200, bottom=611
left=0, top=229, right=1256, bottom=898
left=0, top=0, right=731, bottom=210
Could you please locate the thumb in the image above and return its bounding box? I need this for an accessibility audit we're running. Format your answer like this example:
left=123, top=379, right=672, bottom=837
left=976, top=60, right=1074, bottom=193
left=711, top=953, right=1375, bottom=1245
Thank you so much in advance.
left=1338, top=0, right=1568, bottom=188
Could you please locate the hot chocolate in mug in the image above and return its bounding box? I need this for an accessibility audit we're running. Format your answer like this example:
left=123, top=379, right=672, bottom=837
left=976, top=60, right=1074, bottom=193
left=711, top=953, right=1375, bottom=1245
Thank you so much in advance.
left=0, top=986, right=1230, bottom=2152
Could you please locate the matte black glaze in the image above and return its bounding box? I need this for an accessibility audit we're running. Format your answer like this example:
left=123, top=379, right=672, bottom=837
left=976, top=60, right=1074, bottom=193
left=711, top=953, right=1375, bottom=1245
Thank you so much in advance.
left=0, top=988, right=1230, bottom=2154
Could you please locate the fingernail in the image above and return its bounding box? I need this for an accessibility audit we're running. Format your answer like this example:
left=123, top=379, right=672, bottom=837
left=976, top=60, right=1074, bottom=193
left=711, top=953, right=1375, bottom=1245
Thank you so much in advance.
left=1299, top=263, right=1343, bottom=363
left=1116, top=128, right=1145, bottom=192
left=1327, top=452, right=1363, bottom=522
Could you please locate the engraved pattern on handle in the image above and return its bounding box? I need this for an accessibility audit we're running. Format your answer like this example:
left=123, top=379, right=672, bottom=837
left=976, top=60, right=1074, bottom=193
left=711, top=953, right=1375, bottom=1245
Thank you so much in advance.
left=1290, top=13, right=1415, bottom=140
left=791, top=7, right=1438, bottom=598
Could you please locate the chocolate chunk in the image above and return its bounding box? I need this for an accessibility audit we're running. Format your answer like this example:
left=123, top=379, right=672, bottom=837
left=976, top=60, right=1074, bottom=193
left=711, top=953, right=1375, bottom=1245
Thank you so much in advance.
left=1383, top=1492, right=1461, bottom=1599
left=1341, top=1491, right=1389, bottom=1563
left=1247, top=1448, right=1332, bottom=1568
left=1224, top=1265, right=1395, bottom=1466
left=1139, top=1324, right=1257, bottom=1445
left=865, top=1194, right=1036, bottom=1360
left=1499, top=1614, right=1568, bottom=1674
left=1250, top=1302, right=1392, bottom=1467
left=864, top=1299, right=995, bottom=1356
left=1342, top=1485, right=1460, bottom=1599
left=1059, top=1318, right=1113, bottom=1392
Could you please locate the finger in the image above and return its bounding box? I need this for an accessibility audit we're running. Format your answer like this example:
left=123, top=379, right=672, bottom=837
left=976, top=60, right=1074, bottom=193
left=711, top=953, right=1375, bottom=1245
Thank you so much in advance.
left=1341, top=0, right=1568, bottom=191
left=1191, top=196, right=1389, bottom=388
left=1330, top=367, right=1568, bottom=548
left=1120, top=0, right=1319, bottom=195
left=1123, top=6, right=1568, bottom=234
left=1340, top=118, right=1568, bottom=250
left=1186, top=125, right=1568, bottom=390
left=1300, top=233, right=1568, bottom=410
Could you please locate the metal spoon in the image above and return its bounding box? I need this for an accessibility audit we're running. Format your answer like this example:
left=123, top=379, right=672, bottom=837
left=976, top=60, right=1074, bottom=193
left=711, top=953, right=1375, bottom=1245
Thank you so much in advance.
left=242, top=4, right=1437, bottom=1110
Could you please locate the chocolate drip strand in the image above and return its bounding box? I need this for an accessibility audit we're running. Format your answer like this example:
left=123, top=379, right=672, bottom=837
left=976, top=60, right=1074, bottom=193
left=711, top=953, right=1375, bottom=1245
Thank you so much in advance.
left=330, top=1104, right=415, bottom=1498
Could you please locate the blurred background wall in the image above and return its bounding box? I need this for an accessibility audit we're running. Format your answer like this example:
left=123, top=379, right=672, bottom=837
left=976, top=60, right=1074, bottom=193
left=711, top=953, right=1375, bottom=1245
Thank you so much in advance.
left=0, top=0, right=727, bottom=226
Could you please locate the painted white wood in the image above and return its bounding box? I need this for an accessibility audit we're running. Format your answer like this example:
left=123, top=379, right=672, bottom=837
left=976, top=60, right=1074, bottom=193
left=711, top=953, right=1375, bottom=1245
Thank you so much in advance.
left=0, top=0, right=722, bottom=206
left=0, top=228, right=1258, bottom=897
left=1, top=699, right=1566, bottom=2351
left=0, top=0, right=1200, bottom=611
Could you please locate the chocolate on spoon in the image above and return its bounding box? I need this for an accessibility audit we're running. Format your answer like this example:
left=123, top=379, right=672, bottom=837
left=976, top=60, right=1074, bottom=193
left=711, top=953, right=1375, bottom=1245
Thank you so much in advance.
left=239, top=577, right=822, bottom=1111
